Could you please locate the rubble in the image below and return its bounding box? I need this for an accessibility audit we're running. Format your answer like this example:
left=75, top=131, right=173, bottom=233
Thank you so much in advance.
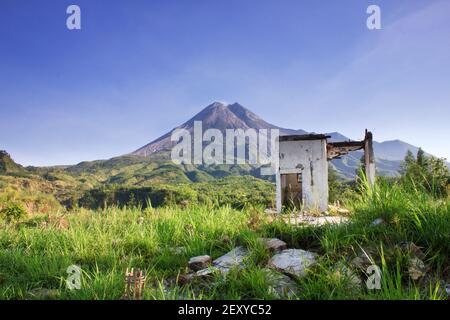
left=213, top=246, right=250, bottom=274
left=188, top=255, right=212, bottom=272
left=397, top=241, right=425, bottom=260
left=282, top=214, right=349, bottom=226
left=263, top=268, right=298, bottom=298
left=258, top=238, right=287, bottom=252
left=408, top=257, right=427, bottom=280
left=268, top=249, right=317, bottom=278
left=27, top=288, right=59, bottom=299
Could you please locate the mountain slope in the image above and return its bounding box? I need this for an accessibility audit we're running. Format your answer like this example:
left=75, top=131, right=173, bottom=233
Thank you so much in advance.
left=0, top=150, right=26, bottom=175
left=132, top=102, right=430, bottom=178
left=6, top=102, right=432, bottom=183
left=326, top=132, right=426, bottom=178
left=373, top=140, right=430, bottom=161
left=132, top=102, right=306, bottom=157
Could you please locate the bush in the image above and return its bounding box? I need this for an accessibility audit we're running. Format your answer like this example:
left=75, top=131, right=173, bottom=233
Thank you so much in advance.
left=400, top=149, right=450, bottom=198
left=77, top=176, right=274, bottom=210
left=0, top=202, right=28, bottom=222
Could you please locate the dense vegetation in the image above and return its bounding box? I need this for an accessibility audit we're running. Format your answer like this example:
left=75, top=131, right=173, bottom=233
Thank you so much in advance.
left=0, top=177, right=448, bottom=300
left=78, top=176, right=274, bottom=210
left=0, top=150, right=274, bottom=214
left=401, top=148, right=450, bottom=197
left=0, top=148, right=448, bottom=300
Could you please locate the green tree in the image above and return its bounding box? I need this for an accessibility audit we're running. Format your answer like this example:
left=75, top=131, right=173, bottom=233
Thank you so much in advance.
left=427, top=157, right=450, bottom=197
left=403, top=150, right=415, bottom=167
left=0, top=202, right=27, bottom=223
left=400, top=148, right=449, bottom=197
left=328, top=165, right=341, bottom=203
left=416, top=148, right=427, bottom=168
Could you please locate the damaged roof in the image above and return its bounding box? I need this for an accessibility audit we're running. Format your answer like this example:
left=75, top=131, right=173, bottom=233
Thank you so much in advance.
left=278, top=134, right=330, bottom=142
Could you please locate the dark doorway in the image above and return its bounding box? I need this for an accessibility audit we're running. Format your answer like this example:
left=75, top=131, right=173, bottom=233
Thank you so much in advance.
left=281, top=173, right=303, bottom=209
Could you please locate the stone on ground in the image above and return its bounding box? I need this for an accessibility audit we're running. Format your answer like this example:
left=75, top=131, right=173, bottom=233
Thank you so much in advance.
left=408, top=257, right=427, bottom=280
left=370, top=218, right=385, bottom=226
left=283, top=215, right=349, bottom=226
left=192, top=247, right=251, bottom=278
left=195, top=267, right=218, bottom=278
left=268, top=249, right=317, bottom=278
left=258, top=238, right=287, bottom=252
left=350, top=248, right=378, bottom=270
left=27, top=288, right=59, bottom=299
left=188, top=255, right=212, bottom=271
left=397, top=241, right=425, bottom=260
left=351, top=256, right=370, bottom=270
left=263, top=268, right=298, bottom=299
left=213, top=246, right=250, bottom=273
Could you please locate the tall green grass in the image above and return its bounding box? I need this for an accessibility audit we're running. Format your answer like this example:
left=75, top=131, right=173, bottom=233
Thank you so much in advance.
left=0, top=205, right=270, bottom=299
left=0, top=179, right=448, bottom=300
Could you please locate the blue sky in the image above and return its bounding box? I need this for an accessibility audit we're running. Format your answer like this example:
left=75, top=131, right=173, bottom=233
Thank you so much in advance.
left=1, top=0, right=449, bottom=166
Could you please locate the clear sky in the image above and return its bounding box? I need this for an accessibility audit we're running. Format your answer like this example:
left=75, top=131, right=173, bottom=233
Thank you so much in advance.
left=1, top=0, right=449, bottom=166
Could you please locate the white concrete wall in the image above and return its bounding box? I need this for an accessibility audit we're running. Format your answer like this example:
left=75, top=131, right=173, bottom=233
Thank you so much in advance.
left=276, top=139, right=328, bottom=212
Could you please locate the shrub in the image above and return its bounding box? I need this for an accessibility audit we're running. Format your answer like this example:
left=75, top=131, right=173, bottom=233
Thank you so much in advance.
left=0, top=202, right=28, bottom=222
left=400, top=149, right=450, bottom=198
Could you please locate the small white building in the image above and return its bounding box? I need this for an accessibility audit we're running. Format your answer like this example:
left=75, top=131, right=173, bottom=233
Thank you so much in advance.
left=275, top=131, right=375, bottom=213
left=276, top=134, right=329, bottom=213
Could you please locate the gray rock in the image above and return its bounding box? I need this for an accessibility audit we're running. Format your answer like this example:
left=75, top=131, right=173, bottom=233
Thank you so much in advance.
left=195, top=267, right=218, bottom=277
left=188, top=255, right=212, bottom=271
left=268, top=249, right=317, bottom=278
left=283, top=215, right=349, bottom=226
left=370, top=218, right=385, bottom=226
left=28, top=288, right=59, bottom=299
left=445, top=284, right=450, bottom=297
left=350, top=248, right=377, bottom=270
left=408, top=257, right=427, bottom=280
left=192, top=247, right=251, bottom=278
left=213, top=246, right=250, bottom=273
left=397, top=241, right=425, bottom=260
left=263, top=268, right=298, bottom=299
left=351, top=256, right=371, bottom=270
left=258, top=238, right=287, bottom=252
left=175, top=273, right=195, bottom=286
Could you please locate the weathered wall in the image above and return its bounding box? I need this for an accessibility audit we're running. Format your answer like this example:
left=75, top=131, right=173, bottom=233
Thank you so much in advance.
left=276, top=139, right=328, bottom=212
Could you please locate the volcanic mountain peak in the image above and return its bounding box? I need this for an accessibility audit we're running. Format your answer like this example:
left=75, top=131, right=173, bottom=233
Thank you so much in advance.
left=180, top=102, right=273, bottom=130
left=132, top=102, right=290, bottom=157
left=131, top=101, right=428, bottom=179
left=184, top=101, right=249, bottom=130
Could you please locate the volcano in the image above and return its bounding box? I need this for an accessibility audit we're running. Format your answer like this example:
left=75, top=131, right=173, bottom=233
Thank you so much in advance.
left=131, top=101, right=429, bottom=178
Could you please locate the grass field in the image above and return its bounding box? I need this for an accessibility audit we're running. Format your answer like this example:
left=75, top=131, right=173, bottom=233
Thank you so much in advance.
left=0, top=180, right=449, bottom=300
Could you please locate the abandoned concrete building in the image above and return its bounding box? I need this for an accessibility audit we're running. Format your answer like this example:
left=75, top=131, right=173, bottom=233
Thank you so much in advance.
left=275, top=130, right=375, bottom=213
